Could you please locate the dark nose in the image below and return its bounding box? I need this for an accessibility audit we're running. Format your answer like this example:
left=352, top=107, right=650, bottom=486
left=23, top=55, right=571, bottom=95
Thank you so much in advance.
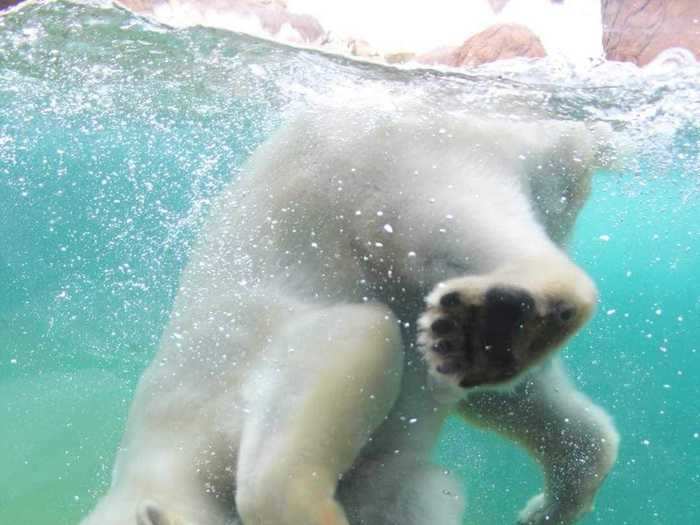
left=484, top=287, right=536, bottom=330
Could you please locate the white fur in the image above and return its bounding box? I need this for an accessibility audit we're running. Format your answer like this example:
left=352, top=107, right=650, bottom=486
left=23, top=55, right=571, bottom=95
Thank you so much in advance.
left=82, top=100, right=619, bottom=525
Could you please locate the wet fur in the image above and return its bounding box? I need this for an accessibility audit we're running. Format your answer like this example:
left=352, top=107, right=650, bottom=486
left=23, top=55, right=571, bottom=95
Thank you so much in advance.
left=82, top=100, right=619, bottom=525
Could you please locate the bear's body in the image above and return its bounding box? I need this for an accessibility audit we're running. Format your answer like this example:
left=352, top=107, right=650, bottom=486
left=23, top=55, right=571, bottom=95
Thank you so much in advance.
left=82, top=102, right=619, bottom=525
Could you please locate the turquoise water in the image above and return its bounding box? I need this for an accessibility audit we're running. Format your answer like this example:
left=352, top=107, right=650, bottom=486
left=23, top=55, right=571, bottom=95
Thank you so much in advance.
left=1, top=2, right=698, bottom=524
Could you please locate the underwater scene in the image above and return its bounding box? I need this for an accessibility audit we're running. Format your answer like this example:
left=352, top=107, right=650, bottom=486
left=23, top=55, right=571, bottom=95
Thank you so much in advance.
left=1, top=1, right=699, bottom=524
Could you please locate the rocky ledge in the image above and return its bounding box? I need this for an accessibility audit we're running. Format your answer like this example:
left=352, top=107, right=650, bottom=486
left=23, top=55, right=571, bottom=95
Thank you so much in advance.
left=602, top=0, right=700, bottom=65
left=416, top=23, right=546, bottom=67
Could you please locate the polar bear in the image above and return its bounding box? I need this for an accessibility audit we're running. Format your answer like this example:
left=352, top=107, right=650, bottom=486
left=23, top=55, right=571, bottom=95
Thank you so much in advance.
left=81, top=100, right=619, bottom=525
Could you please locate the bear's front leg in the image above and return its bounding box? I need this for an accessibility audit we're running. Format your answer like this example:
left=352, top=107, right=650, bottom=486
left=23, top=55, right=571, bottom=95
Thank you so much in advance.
left=459, top=360, right=619, bottom=525
left=417, top=255, right=598, bottom=392
left=235, top=303, right=404, bottom=525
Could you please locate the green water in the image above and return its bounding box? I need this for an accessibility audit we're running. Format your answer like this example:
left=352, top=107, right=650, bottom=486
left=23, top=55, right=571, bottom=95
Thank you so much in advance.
left=1, top=2, right=698, bottom=524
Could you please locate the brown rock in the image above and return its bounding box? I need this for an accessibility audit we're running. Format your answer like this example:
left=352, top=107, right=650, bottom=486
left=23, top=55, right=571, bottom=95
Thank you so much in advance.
left=284, top=12, right=324, bottom=43
left=322, top=36, right=381, bottom=60
left=118, top=0, right=156, bottom=12
left=385, top=51, right=417, bottom=65
left=602, top=0, right=700, bottom=66
left=118, top=0, right=325, bottom=43
left=488, top=0, right=511, bottom=14
left=488, top=0, right=562, bottom=14
left=414, top=46, right=461, bottom=67
left=453, top=23, right=546, bottom=67
left=0, top=0, right=25, bottom=10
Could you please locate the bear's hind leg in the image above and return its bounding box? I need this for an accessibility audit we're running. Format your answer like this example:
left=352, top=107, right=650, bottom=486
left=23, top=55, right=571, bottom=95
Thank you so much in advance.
left=81, top=443, right=234, bottom=525
left=339, top=459, right=465, bottom=525
left=459, top=359, right=619, bottom=525
left=235, top=303, right=404, bottom=525
left=136, top=500, right=184, bottom=525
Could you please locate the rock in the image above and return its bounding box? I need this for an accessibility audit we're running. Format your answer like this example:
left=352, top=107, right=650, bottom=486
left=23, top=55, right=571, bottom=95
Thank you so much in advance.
left=0, top=0, right=24, bottom=10
left=414, top=46, right=461, bottom=67
left=385, top=51, right=417, bottom=65
left=488, top=0, right=511, bottom=14
left=452, top=23, right=546, bottom=67
left=602, top=0, right=700, bottom=65
left=488, top=0, right=563, bottom=14
left=284, top=12, right=324, bottom=43
left=118, top=0, right=325, bottom=44
left=320, top=34, right=381, bottom=60
left=119, top=0, right=155, bottom=12
left=416, top=24, right=546, bottom=68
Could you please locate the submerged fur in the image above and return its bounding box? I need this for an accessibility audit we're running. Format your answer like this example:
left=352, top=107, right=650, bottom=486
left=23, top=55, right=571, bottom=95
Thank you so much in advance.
left=82, top=100, right=619, bottom=525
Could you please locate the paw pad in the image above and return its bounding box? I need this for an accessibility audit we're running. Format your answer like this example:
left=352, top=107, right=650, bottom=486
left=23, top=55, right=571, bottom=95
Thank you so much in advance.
left=439, top=291, right=462, bottom=308
left=418, top=283, right=541, bottom=389
left=430, top=318, right=456, bottom=336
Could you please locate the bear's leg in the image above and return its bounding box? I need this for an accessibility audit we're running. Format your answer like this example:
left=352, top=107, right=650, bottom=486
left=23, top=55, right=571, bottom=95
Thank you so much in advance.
left=339, top=459, right=465, bottom=525
left=235, top=303, right=404, bottom=525
left=80, top=460, right=233, bottom=525
left=136, top=500, right=186, bottom=525
left=458, top=359, right=619, bottom=525
left=417, top=254, right=598, bottom=392
left=81, top=488, right=217, bottom=525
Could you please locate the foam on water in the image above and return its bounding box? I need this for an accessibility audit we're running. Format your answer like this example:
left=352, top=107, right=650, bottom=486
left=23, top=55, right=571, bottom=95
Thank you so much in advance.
left=1, top=1, right=698, bottom=524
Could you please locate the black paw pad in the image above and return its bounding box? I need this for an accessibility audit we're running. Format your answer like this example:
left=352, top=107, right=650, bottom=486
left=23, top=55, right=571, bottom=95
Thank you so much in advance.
left=430, top=318, right=456, bottom=335
left=484, top=287, right=535, bottom=328
left=432, top=340, right=454, bottom=354
left=420, top=284, right=542, bottom=389
left=553, top=301, right=577, bottom=323
left=439, top=291, right=462, bottom=308
left=436, top=360, right=463, bottom=374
